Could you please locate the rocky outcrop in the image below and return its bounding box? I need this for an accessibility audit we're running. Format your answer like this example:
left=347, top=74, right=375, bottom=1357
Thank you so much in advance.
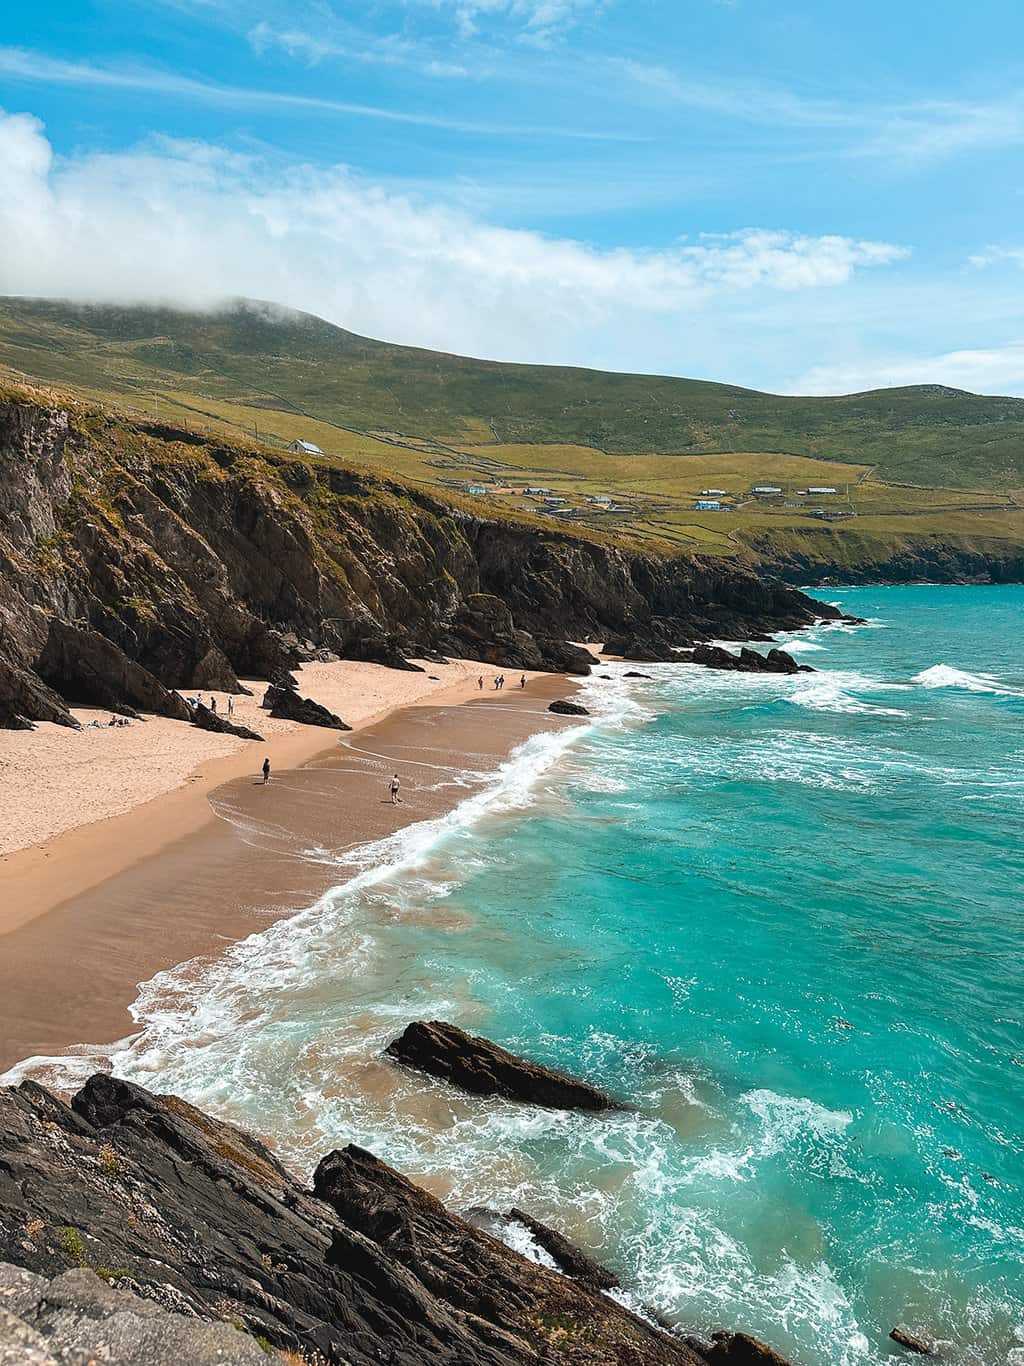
left=548, top=699, right=590, bottom=716
left=385, top=1021, right=622, bottom=1111
left=0, top=395, right=834, bottom=727
left=0, top=1074, right=745, bottom=1366
left=262, top=682, right=351, bottom=730
left=190, top=701, right=264, bottom=742
left=0, top=1262, right=276, bottom=1365
left=690, top=645, right=811, bottom=675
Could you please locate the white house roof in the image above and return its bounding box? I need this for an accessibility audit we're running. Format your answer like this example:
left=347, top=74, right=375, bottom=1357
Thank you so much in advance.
left=291, top=439, right=323, bottom=455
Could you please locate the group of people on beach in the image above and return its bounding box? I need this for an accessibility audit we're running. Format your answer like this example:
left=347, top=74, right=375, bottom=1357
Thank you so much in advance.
left=186, top=693, right=234, bottom=717
left=477, top=674, right=527, bottom=691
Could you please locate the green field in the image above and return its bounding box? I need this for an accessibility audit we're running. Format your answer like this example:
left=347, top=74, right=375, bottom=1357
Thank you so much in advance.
left=1, top=295, right=1021, bottom=569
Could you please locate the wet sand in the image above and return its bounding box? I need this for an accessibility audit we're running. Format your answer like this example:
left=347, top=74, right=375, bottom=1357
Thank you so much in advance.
left=0, top=677, right=579, bottom=1076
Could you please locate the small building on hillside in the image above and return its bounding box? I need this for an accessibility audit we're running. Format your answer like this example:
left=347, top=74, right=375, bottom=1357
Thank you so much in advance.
left=543, top=496, right=567, bottom=505
left=700, top=488, right=728, bottom=496
left=694, top=499, right=724, bottom=511
left=587, top=494, right=612, bottom=505
left=288, top=439, right=323, bottom=456
left=752, top=485, right=783, bottom=495
left=525, top=486, right=552, bottom=496
left=465, top=483, right=487, bottom=495
left=808, top=486, right=838, bottom=495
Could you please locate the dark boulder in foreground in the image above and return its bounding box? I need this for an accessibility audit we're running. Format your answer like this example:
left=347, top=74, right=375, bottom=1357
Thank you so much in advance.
left=262, top=682, right=351, bottom=729
left=548, top=698, right=590, bottom=716
left=386, top=1020, right=622, bottom=1111
left=691, top=644, right=811, bottom=675
left=890, top=1326, right=935, bottom=1355
left=0, top=1074, right=732, bottom=1365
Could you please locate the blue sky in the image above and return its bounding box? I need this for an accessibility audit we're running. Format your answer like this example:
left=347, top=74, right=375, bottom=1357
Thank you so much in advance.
left=1, top=0, right=1024, bottom=393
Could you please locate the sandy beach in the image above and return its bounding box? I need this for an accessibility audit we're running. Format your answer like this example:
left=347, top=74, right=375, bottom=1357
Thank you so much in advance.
left=0, top=663, right=578, bottom=1076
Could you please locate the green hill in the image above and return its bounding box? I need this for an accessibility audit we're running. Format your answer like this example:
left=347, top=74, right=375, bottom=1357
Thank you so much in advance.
left=1, top=295, right=1022, bottom=575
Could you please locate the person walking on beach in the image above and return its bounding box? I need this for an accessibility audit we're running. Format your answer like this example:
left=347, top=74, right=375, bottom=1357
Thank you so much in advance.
left=210, top=696, right=217, bottom=714
left=227, top=695, right=234, bottom=717
left=478, top=675, right=484, bottom=690
left=390, top=773, right=402, bottom=805
left=520, top=674, right=526, bottom=689
left=262, top=756, right=271, bottom=784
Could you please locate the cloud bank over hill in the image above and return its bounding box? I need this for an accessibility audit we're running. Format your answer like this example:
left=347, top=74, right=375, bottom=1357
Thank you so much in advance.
left=2, top=106, right=1023, bottom=396
left=0, top=108, right=911, bottom=382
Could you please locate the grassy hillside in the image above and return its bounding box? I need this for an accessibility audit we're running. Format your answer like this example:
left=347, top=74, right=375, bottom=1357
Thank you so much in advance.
left=0, top=295, right=1021, bottom=571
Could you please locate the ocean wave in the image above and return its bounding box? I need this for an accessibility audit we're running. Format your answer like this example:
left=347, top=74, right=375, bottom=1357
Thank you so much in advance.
left=786, top=675, right=909, bottom=716
left=912, top=664, right=1024, bottom=697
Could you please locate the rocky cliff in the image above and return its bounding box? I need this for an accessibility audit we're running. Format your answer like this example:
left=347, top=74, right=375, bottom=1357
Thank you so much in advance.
left=0, top=1074, right=789, bottom=1365
left=0, top=392, right=835, bottom=728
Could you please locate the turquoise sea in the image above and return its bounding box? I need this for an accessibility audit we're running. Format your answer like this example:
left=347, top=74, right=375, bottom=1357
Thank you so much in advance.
left=47, top=586, right=1024, bottom=1362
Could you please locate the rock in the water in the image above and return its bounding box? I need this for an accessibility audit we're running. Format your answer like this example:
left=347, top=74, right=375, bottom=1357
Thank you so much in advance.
left=548, top=699, right=590, bottom=716
left=691, top=644, right=809, bottom=675
left=507, top=1209, right=620, bottom=1291
left=704, top=1330, right=794, bottom=1364
left=0, top=1074, right=705, bottom=1366
left=190, top=702, right=263, bottom=742
left=262, top=683, right=351, bottom=730
left=624, top=670, right=652, bottom=678
left=890, top=1327, right=935, bottom=1355
left=385, top=1020, right=621, bottom=1111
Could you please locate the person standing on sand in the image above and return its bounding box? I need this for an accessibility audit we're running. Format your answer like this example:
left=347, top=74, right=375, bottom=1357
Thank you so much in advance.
left=227, top=695, right=234, bottom=717
left=478, top=676, right=484, bottom=690
left=520, top=674, right=526, bottom=689
left=390, top=773, right=402, bottom=805
left=210, top=696, right=217, bottom=714
left=262, top=756, right=271, bottom=784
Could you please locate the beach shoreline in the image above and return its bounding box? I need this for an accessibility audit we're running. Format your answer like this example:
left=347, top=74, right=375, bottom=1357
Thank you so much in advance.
left=0, top=663, right=579, bottom=1077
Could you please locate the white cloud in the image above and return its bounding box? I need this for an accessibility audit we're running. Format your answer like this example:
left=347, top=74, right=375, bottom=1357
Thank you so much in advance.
left=408, top=0, right=605, bottom=41
left=788, top=342, right=1024, bottom=397
left=969, top=245, right=1024, bottom=270
left=0, top=111, right=907, bottom=371
left=0, top=45, right=623, bottom=140
left=247, top=20, right=471, bottom=78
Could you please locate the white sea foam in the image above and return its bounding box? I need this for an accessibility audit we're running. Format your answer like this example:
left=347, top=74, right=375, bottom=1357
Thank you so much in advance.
left=912, top=664, right=1024, bottom=697
left=787, top=674, right=909, bottom=716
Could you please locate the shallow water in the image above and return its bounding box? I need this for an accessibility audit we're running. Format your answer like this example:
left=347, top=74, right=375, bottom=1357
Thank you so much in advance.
left=46, top=587, right=1024, bottom=1362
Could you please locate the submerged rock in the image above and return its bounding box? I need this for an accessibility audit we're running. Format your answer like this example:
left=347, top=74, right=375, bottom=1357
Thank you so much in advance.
left=548, top=699, right=590, bottom=716
left=704, top=1331, right=794, bottom=1364
left=385, top=1020, right=622, bottom=1111
left=890, top=1326, right=935, bottom=1355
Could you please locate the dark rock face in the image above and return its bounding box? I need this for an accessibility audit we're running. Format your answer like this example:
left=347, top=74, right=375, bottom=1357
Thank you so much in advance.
left=506, top=1209, right=620, bottom=1291
left=385, top=1021, right=621, bottom=1111
left=0, top=396, right=833, bottom=727
left=0, top=1262, right=274, bottom=1365
left=0, top=1074, right=723, bottom=1365
left=690, top=644, right=810, bottom=675
left=548, top=699, right=590, bottom=716
left=262, top=683, right=351, bottom=730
